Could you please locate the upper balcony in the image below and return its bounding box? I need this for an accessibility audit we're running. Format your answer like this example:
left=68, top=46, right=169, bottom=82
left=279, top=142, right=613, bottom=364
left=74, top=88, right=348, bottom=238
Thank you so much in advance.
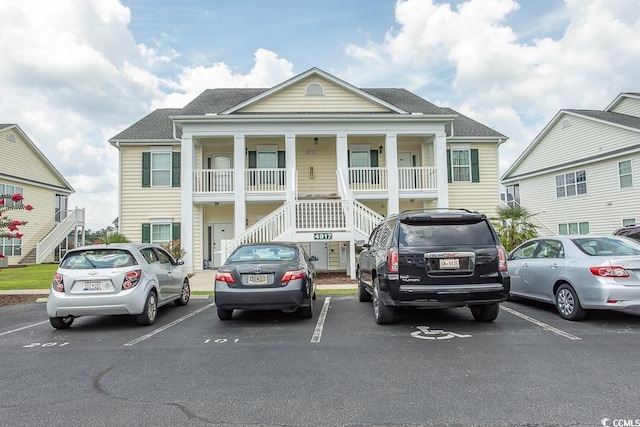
left=192, top=166, right=438, bottom=201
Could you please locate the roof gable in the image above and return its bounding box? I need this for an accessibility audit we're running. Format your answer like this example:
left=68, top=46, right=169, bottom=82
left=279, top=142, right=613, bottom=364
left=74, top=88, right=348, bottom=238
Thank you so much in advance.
left=0, top=124, right=74, bottom=192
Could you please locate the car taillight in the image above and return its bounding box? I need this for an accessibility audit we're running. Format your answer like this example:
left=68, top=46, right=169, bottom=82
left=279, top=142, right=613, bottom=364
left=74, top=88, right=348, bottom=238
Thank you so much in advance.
left=122, top=269, right=142, bottom=290
left=282, top=269, right=306, bottom=283
left=215, top=271, right=235, bottom=283
left=497, top=245, right=508, bottom=271
left=52, top=273, right=64, bottom=292
left=590, top=266, right=629, bottom=277
left=387, top=248, right=399, bottom=273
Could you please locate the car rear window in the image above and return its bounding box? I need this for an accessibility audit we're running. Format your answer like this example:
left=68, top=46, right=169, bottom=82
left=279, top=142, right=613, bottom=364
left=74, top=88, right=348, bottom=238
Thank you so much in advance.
left=572, top=237, right=640, bottom=256
left=228, top=245, right=298, bottom=261
left=399, top=222, right=495, bottom=246
left=60, top=249, right=138, bottom=269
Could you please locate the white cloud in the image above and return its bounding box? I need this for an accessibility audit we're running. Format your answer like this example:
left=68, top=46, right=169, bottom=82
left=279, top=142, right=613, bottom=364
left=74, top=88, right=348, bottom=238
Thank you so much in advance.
left=344, top=0, right=640, bottom=173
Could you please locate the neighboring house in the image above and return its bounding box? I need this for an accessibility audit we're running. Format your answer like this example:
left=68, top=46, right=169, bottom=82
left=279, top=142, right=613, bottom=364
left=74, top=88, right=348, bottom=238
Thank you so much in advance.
left=109, top=68, right=507, bottom=276
left=0, top=124, right=84, bottom=265
left=502, top=92, right=640, bottom=236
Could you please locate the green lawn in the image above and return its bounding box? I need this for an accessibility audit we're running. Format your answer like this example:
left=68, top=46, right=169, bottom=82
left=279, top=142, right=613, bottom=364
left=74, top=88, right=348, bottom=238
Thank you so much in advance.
left=0, top=264, right=58, bottom=290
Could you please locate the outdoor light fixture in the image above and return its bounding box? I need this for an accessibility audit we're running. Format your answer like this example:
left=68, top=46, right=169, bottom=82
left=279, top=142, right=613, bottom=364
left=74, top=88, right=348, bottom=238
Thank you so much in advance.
left=379, top=145, right=384, bottom=154
left=314, top=137, right=319, bottom=145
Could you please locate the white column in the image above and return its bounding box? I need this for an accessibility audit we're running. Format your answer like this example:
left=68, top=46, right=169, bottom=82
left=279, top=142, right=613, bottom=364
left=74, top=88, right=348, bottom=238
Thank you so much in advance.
left=336, top=133, right=349, bottom=193
left=385, top=133, right=399, bottom=215
left=181, top=133, right=194, bottom=274
left=285, top=133, right=296, bottom=204
left=233, top=134, right=247, bottom=238
left=434, top=130, right=449, bottom=209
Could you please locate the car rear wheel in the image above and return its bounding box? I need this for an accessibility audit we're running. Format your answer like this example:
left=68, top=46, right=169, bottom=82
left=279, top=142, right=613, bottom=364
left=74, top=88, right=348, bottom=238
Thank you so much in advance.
left=556, top=284, right=586, bottom=321
left=49, top=316, right=74, bottom=329
left=136, top=290, right=158, bottom=326
left=175, top=280, right=190, bottom=306
left=373, top=278, right=395, bottom=324
left=297, top=301, right=313, bottom=319
left=217, top=308, right=233, bottom=320
left=357, top=269, right=372, bottom=302
left=470, top=303, right=500, bottom=322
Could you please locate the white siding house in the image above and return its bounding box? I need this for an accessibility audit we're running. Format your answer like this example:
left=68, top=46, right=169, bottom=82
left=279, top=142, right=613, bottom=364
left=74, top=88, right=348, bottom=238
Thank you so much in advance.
left=110, top=68, right=508, bottom=276
left=501, top=92, right=640, bottom=236
left=0, top=124, right=84, bottom=266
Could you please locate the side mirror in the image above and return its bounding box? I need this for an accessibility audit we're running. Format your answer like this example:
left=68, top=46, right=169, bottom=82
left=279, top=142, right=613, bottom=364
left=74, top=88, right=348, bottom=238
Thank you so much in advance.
left=309, top=255, right=319, bottom=261
left=175, top=259, right=185, bottom=265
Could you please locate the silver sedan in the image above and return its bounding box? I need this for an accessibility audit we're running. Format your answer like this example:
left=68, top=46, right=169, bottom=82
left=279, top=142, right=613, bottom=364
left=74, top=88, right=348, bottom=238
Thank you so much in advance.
left=46, top=243, right=190, bottom=329
left=508, top=235, right=640, bottom=320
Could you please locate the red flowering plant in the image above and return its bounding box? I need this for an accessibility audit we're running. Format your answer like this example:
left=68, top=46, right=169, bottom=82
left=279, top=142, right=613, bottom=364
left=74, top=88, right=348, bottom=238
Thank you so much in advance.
left=162, top=239, right=186, bottom=260
left=0, top=193, right=34, bottom=261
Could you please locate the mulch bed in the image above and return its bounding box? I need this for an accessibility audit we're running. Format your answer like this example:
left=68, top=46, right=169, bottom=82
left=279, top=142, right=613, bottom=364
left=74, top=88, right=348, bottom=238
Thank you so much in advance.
left=0, top=294, right=48, bottom=307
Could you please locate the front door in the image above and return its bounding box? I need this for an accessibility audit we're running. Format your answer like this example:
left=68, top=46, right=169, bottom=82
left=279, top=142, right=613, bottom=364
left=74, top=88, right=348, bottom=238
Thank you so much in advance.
left=213, top=155, right=232, bottom=191
left=308, top=242, right=329, bottom=271
left=212, top=222, right=234, bottom=267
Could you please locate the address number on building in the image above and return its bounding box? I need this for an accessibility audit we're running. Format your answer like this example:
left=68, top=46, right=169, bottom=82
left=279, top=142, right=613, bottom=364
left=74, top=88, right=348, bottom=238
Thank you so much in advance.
left=314, top=233, right=333, bottom=240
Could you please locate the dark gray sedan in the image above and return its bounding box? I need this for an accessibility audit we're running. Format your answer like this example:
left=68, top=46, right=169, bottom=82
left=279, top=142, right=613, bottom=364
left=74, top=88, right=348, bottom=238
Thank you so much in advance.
left=214, top=242, right=317, bottom=320
left=508, top=235, right=640, bottom=320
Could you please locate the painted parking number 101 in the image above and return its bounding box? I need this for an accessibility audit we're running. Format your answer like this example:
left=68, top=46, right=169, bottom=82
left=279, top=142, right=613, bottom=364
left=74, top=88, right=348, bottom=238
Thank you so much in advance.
left=205, top=338, right=239, bottom=344
left=23, top=342, right=69, bottom=348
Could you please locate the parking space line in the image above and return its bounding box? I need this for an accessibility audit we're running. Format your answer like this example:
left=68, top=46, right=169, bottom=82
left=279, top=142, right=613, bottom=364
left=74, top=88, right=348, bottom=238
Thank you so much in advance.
left=311, top=297, right=331, bottom=343
left=501, top=305, right=582, bottom=340
left=0, top=320, right=48, bottom=337
left=123, top=302, right=216, bottom=347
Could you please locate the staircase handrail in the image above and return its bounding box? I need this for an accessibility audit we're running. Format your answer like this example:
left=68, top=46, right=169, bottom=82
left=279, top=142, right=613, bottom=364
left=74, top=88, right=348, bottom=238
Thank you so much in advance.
left=352, top=200, right=384, bottom=239
left=36, top=208, right=85, bottom=263
left=498, top=200, right=555, bottom=235
left=224, top=202, right=291, bottom=257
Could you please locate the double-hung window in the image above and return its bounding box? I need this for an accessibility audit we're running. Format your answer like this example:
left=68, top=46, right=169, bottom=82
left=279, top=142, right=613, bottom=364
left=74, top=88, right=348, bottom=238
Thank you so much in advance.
left=558, top=222, right=589, bottom=235
left=151, top=152, right=172, bottom=187
left=619, top=160, right=633, bottom=189
left=556, top=170, right=586, bottom=198
left=451, top=149, right=471, bottom=182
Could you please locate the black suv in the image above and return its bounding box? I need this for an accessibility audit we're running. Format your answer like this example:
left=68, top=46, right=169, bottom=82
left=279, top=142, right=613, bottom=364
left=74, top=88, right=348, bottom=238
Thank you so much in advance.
left=356, top=209, right=510, bottom=324
left=613, top=224, right=640, bottom=242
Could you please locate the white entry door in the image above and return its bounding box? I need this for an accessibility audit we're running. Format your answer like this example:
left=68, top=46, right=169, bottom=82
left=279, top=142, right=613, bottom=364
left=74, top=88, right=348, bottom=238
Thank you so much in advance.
left=212, top=222, right=234, bottom=267
left=213, top=155, right=232, bottom=191
left=308, top=242, right=329, bottom=271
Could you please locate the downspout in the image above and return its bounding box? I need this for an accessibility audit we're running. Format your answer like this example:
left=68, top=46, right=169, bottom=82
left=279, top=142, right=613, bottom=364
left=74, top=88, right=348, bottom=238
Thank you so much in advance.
left=115, top=141, right=123, bottom=239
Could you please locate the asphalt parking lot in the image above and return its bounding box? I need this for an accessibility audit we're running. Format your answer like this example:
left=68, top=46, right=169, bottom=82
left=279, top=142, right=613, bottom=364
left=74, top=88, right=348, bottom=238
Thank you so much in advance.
left=1, top=296, right=639, bottom=427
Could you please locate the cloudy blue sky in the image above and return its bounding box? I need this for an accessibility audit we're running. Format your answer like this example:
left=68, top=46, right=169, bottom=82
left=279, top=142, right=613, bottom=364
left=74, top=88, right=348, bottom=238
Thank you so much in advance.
left=1, top=0, right=639, bottom=230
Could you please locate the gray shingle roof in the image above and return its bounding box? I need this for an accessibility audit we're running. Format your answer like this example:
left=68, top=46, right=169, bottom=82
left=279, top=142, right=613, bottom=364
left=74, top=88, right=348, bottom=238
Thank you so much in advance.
left=110, top=88, right=505, bottom=141
left=110, top=108, right=182, bottom=141
left=567, top=109, right=640, bottom=131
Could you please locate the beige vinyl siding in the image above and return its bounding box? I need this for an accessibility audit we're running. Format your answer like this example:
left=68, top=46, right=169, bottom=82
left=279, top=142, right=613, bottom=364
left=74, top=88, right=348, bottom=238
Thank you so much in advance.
left=513, top=115, right=640, bottom=177
left=0, top=129, right=66, bottom=188
left=610, top=97, right=640, bottom=118
left=240, top=77, right=390, bottom=113
left=519, top=153, right=640, bottom=235
left=447, top=143, right=500, bottom=217
left=119, top=146, right=182, bottom=243
left=2, top=182, right=56, bottom=264
left=297, top=138, right=338, bottom=195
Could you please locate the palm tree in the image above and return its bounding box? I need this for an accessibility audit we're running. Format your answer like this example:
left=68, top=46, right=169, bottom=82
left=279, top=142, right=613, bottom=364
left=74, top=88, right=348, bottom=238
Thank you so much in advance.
left=492, top=205, right=539, bottom=252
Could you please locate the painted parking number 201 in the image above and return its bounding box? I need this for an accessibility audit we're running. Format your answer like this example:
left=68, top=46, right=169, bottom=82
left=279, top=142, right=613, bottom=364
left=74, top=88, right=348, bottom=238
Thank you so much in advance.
left=23, top=342, right=69, bottom=348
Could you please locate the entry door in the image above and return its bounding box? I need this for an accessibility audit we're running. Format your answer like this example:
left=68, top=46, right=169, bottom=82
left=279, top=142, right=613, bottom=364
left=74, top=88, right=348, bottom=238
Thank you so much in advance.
left=212, top=222, right=234, bottom=267
left=308, top=242, right=329, bottom=271
left=213, top=155, right=232, bottom=191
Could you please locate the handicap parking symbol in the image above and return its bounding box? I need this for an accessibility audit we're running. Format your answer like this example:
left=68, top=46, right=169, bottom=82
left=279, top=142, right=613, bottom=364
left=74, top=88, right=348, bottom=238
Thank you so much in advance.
left=410, top=325, right=472, bottom=340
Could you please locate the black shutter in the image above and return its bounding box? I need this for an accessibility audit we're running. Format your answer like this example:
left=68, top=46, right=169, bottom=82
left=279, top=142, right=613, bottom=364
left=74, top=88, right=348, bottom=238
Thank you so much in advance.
left=277, top=151, right=285, bottom=185
left=142, top=223, right=150, bottom=243
left=248, top=151, right=256, bottom=185
left=471, top=149, right=480, bottom=183
left=142, top=153, right=150, bottom=188
left=370, top=150, right=379, bottom=184
left=172, top=152, right=181, bottom=187
left=446, top=149, right=452, bottom=183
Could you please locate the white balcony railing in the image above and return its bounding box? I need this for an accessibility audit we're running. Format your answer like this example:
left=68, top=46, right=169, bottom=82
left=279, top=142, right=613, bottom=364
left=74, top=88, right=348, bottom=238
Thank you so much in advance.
left=246, top=169, right=286, bottom=192
left=398, top=166, right=437, bottom=190
left=193, top=169, right=234, bottom=193
left=348, top=167, right=387, bottom=191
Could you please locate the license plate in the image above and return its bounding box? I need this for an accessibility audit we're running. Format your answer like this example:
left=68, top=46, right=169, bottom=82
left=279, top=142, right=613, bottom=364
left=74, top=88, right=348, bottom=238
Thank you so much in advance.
left=439, top=258, right=460, bottom=269
left=248, top=274, right=268, bottom=285
left=84, top=281, right=103, bottom=291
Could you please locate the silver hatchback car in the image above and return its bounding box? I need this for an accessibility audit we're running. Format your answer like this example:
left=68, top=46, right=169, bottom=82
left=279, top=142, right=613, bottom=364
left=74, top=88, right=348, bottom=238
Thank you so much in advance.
left=46, top=243, right=190, bottom=329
